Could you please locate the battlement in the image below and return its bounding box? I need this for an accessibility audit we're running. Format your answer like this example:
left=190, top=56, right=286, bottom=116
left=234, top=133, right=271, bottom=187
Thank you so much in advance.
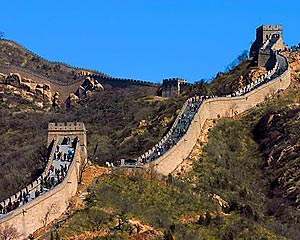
left=48, top=122, right=87, bottom=148
left=162, top=78, right=187, bottom=85
left=259, top=25, right=282, bottom=31
left=90, top=74, right=159, bottom=88
left=48, top=122, right=86, bottom=131
left=256, top=24, right=283, bottom=44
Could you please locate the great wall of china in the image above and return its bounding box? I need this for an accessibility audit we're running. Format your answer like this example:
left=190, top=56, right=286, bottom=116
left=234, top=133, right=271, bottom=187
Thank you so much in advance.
left=0, top=39, right=159, bottom=87
left=0, top=123, right=87, bottom=239
left=0, top=25, right=291, bottom=239
left=144, top=52, right=290, bottom=175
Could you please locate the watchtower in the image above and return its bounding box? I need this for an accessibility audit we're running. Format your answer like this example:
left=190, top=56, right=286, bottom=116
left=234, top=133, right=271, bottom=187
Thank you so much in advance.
left=256, top=25, right=283, bottom=45
left=161, top=78, right=188, bottom=98
left=48, top=122, right=86, bottom=145
left=250, top=25, right=284, bottom=68
left=48, top=122, right=87, bottom=159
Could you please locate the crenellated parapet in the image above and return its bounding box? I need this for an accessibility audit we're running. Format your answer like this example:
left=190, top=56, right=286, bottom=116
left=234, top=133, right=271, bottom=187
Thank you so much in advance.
left=48, top=122, right=87, bottom=150
left=123, top=26, right=291, bottom=176
left=90, top=74, right=160, bottom=88
left=0, top=39, right=160, bottom=89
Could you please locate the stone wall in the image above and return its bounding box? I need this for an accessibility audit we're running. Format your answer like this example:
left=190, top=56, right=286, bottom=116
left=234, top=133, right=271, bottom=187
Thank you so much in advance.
left=90, top=74, right=159, bottom=88
left=0, top=140, right=80, bottom=239
left=145, top=55, right=290, bottom=176
left=0, top=122, right=87, bottom=239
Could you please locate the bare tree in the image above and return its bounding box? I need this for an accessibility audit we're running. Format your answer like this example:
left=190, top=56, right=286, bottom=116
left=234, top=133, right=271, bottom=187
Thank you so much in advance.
left=78, top=150, right=90, bottom=184
left=0, top=32, right=4, bottom=39
left=42, top=203, right=58, bottom=227
left=78, top=158, right=89, bottom=184
left=0, top=223, right=19, bottom=240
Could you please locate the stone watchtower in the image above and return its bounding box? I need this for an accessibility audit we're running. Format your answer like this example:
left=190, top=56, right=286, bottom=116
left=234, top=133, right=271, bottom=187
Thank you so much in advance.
left=250, top=25, right=285, bottom=69
left=161, top=78, right=188, bottom=98
left=48, top=122, right=87, bottom=160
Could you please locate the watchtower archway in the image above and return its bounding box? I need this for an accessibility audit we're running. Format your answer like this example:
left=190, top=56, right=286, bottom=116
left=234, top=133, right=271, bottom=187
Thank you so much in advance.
left=48, top=122, right=87, bottom=181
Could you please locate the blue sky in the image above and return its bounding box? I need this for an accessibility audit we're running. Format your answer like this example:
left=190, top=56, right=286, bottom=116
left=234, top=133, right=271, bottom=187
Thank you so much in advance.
left=1, top=0, right=300, bottom=83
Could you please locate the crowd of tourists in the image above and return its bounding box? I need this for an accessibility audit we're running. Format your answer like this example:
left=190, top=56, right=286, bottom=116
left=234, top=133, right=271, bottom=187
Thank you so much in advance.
left=0, top=138, right=75, bottom=216
left=137, top=96, right=203, bottom=164
left=134, top=56, right=286, bottom=166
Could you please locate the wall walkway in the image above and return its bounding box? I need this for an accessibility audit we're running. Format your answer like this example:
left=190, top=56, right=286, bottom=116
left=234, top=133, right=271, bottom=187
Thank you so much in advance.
left=143, top=52, right=290, bottom=176
left=0, top=123, right=86, bottom=239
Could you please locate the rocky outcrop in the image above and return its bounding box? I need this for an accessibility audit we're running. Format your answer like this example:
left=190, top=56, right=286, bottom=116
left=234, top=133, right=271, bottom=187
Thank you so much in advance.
left=66, top=93, right=80, bottom=108
left=0, top=72, right=105, bottom=109
left=247, top=66, right=268, bottom=82
left=0, top=72, right=52, bottom=109
left=69, top=76, right=104, bottom=106
left=254, top=106, right=300, bottom=209
left=52, top=92, right=59, bottom=108
left=283, top=49, right=300, bottom=86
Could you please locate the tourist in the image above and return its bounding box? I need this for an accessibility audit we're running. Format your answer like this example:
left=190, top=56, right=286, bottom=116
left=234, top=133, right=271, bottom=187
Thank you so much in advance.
left=0, top=203, right=3, bottom=214
left=49, top=164, right=54, bottom=172
left=35, top=190, right=40, bottom=198
left=57, top=151, right=62, bottom=161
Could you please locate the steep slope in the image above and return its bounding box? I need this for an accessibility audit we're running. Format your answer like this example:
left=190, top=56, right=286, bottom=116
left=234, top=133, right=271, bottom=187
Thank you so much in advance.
left=0, top=39, right=187, bottom=202
left=0, top=85, right=186, bottom=201
left=0, top=40, right=159, bottom=108
left=188, top=86, right=300, bottom=239
left=0, top=39, right=108, bottom=84
left=0, top=34, right=297, bottom=238
left=48, top=48, right=300, bottom=239
left=207, top=58, right=268, bottom=96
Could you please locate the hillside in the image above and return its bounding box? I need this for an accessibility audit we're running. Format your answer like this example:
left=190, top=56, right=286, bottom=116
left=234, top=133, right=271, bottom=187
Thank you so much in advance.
left=207, top=58, right=268, bottom=96
left=0, top=84, right=188, bottom=201
left=0, top=35, right=299, bottom=239
left=47, top=49, right=300, bottom=239
left=0, top=39, right=108, bottom=84
left=0, top=40, right=191, bottom=201
left=55, top=93, right=300, bottom=239
left=0, top=39, right=195, bottom=202
left=0, top=39, right=159, bottom=108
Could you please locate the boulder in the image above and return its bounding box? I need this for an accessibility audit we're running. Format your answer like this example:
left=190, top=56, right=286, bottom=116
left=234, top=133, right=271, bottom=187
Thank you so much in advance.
left=35, top=87, right=44, bottom=98
left=0, top=73, right=7, bottom=83
left=66, top=93, right=80, bottom=108
left=94, top=80, right=104, bottom=91
left=52, top=92, right=59, bottom=108
left=5, top=73, right=22, bottom=87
